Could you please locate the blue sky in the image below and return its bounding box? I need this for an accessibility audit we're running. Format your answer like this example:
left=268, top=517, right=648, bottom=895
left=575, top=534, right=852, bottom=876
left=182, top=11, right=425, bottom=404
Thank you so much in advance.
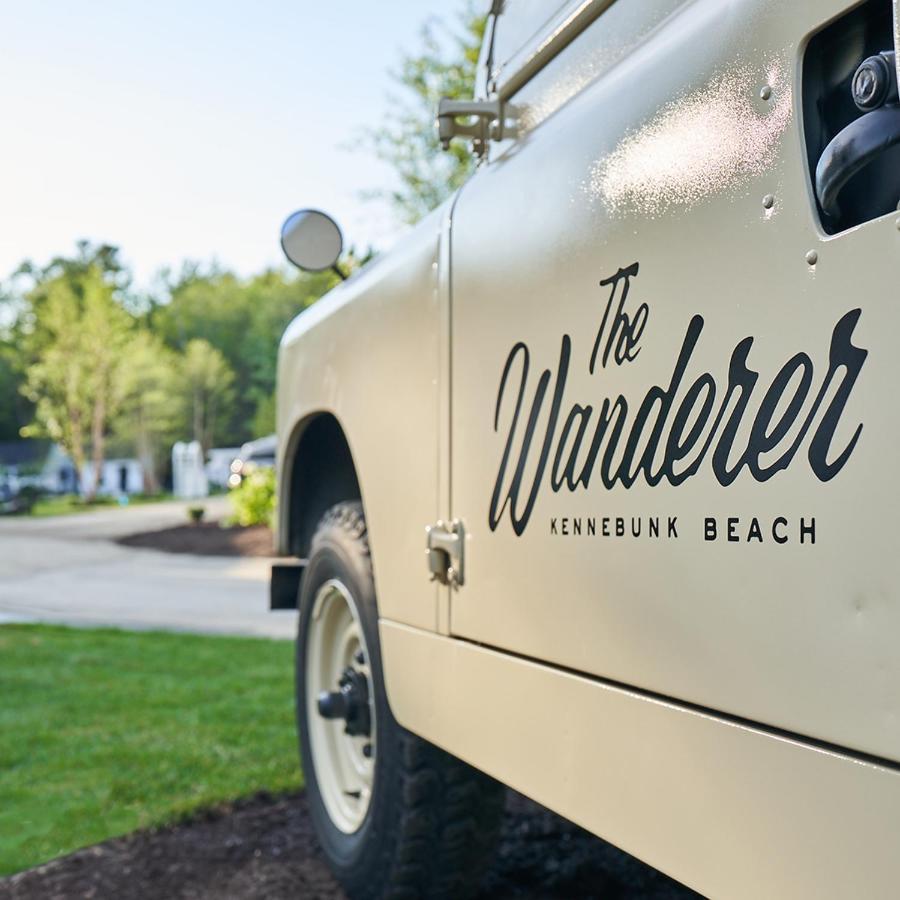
left=0, top=0, right=466, bottom=287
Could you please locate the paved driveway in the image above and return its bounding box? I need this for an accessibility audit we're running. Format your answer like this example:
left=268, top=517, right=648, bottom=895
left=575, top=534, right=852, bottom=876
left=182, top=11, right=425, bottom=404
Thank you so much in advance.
left=0, top=499, right=296, bottom=639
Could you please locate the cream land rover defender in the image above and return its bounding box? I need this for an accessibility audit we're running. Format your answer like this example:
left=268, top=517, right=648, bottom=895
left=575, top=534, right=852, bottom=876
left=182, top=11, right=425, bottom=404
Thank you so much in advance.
left=270, top=1, right=900, bottom=896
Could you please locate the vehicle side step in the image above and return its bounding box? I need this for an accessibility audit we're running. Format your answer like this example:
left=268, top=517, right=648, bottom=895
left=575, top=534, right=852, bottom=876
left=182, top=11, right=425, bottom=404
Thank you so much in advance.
left=270, top=561, right=306, bottom=610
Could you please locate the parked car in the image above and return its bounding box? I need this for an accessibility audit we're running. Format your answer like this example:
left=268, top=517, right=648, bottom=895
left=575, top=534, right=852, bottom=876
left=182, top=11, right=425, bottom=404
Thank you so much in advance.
left=227, top=434, right=276, bottom=488
left=272, top=2, right=900, bottom=897
left=205, top=446, right=242, bottom=490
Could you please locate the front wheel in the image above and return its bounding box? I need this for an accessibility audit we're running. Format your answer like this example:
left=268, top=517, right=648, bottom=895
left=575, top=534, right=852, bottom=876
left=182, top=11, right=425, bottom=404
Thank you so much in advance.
left=296, top=501, right=505, bottom=900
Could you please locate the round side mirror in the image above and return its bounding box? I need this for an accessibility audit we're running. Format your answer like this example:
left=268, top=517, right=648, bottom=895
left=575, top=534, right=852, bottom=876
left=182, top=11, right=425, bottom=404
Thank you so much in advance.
left=280, top=209, right=343, bottom=272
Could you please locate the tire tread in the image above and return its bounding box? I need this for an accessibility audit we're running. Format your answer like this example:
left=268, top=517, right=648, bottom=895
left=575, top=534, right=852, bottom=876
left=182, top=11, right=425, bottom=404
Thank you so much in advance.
left=307, top=502, right=504, bottom=900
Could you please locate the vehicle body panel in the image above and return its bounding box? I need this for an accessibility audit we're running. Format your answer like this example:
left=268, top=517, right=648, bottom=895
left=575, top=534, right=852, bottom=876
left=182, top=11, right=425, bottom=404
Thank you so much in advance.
left=277, top=204, right=449, bottom=632
left=381, top=620, right=900, bottom=900
left=449, top=0, right=900, bottom=763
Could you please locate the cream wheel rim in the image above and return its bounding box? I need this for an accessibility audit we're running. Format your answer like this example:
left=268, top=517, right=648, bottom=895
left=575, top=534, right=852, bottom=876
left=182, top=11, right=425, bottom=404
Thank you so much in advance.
left=306, top=578, right=376, bottom=833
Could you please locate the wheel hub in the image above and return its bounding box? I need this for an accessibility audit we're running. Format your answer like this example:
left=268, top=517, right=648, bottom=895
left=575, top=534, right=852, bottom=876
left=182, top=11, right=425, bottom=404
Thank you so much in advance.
left=317, top=665, right=372, bottom=737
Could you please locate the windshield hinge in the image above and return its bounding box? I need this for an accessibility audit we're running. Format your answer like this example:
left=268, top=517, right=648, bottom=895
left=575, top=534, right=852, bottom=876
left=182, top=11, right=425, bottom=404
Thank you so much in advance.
left=436, top=98, right=513, bottom=158
left=425, top=519, right=465, bottom=587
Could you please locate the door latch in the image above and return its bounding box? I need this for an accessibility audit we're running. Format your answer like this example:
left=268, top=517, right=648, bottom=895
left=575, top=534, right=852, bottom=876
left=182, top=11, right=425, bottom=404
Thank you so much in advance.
left=436, top=98, right=511, bottom=158
left=425, top=519, right=465, bottom=587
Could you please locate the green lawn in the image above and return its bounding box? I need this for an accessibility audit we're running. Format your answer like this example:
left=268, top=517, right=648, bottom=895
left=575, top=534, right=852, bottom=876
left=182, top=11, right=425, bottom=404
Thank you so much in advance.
left=28, top=493, right=174, bottom=518
left=0, top=625, right=301, bottom=876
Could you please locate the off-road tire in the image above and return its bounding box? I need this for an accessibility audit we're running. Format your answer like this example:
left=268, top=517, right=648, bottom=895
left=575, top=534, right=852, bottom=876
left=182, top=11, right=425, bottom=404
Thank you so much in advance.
left=296, top=501, right=506, bottom=900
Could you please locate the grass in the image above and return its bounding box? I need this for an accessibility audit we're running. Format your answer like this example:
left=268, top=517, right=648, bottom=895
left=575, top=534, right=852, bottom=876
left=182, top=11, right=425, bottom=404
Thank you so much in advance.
left=28, top=493, right=174, bottom=518
left=0, top=625, right=302, bottom=876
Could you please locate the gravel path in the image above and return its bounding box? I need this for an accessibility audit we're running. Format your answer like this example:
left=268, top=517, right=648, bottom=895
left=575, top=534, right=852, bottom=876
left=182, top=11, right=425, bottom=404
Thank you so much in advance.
left=0, top=791, right=700, bottom=900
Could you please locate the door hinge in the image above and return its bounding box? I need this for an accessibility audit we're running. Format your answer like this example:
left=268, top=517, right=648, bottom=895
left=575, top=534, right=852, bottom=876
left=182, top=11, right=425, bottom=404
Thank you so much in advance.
left=425, top=519, right=465, bottom=587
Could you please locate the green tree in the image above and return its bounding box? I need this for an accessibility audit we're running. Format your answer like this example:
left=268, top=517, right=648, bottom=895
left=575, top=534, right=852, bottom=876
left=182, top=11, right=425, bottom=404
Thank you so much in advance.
left=152, top=266, right=340, bottom=444
left=179, top=338, right=235, bottom=453
left=0, top=344, right=27, bottom=441
left=20, top=264, right=133, bottom=499
left=13, top=242, right=129, bottom=343
left=116, top=331, right=181, bottom=492
left=6, top=241, right=347, bottom=473
left=0, top=284, right=28, bottom=441
left=362, top=4, right=486, bottom=224
left=251, top=392, right=276, bottom=438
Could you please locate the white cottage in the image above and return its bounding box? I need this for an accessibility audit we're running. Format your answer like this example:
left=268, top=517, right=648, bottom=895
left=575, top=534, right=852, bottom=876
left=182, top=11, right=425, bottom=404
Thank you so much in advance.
left=79, top=459, right=144, bottom=496
left=0, top=440, right=78, bottom=495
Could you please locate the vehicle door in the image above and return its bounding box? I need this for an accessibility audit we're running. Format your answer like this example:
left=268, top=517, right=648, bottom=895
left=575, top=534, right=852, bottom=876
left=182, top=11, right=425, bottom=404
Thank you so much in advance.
left=448, top=0, right=900, bottom=762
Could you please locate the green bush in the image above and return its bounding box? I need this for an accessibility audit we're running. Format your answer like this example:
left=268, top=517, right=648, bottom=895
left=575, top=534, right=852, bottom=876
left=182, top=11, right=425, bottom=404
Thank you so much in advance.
left=13, top=485, right=44, bottom=513
left=228, top=467, right=276, bottom=527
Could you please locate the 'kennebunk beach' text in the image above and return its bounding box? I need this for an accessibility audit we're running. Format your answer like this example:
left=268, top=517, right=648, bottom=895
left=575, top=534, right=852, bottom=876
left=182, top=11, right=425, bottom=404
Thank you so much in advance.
left=549, top=515, right=816, bottom=544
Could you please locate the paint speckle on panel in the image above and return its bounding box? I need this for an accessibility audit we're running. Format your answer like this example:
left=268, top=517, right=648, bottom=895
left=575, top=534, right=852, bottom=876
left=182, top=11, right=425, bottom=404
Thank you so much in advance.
left=587, top=58, right=792, bottom=216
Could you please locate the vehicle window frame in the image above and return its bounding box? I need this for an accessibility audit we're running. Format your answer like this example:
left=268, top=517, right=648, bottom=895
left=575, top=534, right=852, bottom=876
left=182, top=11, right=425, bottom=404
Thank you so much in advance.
left=489, top=0, right=578, bottom=87
left=489, top=0, right=618, bottom=101
left=474, top=2, right=500, bottom=99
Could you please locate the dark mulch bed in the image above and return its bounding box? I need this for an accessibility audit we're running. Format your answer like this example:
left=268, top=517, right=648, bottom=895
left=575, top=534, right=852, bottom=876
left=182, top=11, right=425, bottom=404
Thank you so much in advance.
left=0, top=791, right=699, bottom=900
left=118, top=522, right=274, bottom=557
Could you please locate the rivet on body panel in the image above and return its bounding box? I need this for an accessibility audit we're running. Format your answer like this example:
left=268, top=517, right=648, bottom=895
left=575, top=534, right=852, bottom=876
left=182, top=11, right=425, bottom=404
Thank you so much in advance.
left=759, top=85, right=772, bottom=101
left=805, top=250, right=818, bottom=266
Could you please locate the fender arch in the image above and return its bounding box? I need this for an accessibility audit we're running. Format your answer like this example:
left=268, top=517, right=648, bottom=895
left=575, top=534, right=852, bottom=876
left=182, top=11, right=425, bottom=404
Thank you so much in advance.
left=280, top=412, right=361, bottom=558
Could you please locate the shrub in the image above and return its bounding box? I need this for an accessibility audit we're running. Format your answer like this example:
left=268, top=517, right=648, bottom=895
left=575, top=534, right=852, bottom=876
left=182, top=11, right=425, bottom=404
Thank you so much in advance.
left=14, top=486, right=44, bottom=513
left=227, top=467, right=276, bottom=528
left=187, top=505, right=205, bottom=523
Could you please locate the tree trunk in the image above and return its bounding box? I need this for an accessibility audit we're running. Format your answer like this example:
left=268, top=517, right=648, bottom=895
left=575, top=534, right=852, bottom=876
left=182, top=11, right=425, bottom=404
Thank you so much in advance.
left=67, top=410, right=87, bottom=498
left=136, top=410, right=160, bottom=494
left=89, top=393, right=106, bottom=502
left=193, top=387, right=204, bottom=449
left=205, top=393, right=216, bottom=454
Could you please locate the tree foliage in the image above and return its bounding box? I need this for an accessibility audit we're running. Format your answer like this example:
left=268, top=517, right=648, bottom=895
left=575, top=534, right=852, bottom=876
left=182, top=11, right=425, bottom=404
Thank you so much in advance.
left=363, top=4, right=486, bottom=224
left=1, top=243, right=341, bottom=494
left=115, top=331, right=181, bottom=493
left=0, top=346, right=26, bottom=441
left=149, top=265, right=340, bottom=447
left=18, top=261, right=133, bottom=499
left=179, top=338, right=235, bottom=454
